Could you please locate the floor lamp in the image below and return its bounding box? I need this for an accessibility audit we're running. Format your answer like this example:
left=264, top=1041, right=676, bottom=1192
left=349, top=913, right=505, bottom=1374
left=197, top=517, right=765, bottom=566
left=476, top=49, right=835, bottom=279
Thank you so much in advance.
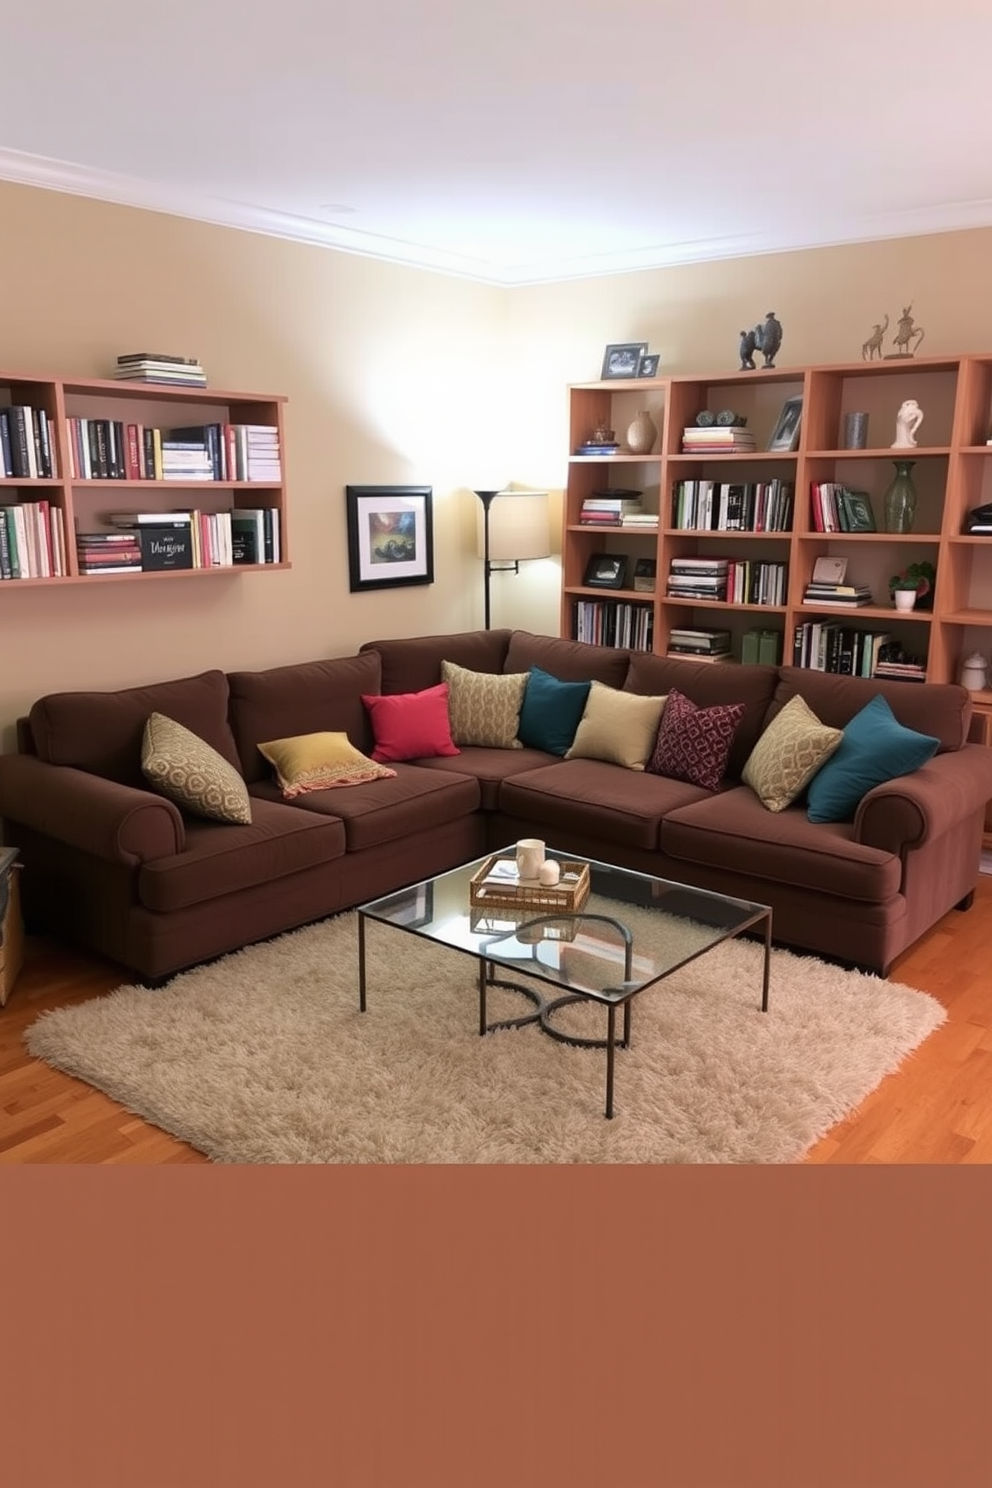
left=474, top=489, right=551, bottom=630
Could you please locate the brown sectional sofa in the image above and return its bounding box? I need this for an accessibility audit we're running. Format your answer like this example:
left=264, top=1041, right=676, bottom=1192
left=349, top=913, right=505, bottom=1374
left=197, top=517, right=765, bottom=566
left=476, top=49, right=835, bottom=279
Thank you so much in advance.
left=2, top=628, right=990, bottom=983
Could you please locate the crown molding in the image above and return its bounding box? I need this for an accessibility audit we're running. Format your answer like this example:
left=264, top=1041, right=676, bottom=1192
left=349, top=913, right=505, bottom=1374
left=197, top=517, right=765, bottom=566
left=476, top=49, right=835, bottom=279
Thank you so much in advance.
left=4, top=145, right=992, bottom=288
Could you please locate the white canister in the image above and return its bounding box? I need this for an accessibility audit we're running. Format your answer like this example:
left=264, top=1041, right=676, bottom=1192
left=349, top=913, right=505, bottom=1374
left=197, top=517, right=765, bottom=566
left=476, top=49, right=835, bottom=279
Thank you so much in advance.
left=959, top=652, right=989, bottom=691
left=515, top=838, right=546, bottom=881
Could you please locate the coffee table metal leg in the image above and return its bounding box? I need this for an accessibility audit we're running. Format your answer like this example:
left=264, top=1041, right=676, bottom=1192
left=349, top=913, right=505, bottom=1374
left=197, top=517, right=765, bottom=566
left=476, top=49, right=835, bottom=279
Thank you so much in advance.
left=761, top=912, right=771, bottom=1012
left=605, top=1004, right=617, bottom=1118
left=358, top=913, right=367, bottom=1012
left=479, top=960, right=487, bottom=1035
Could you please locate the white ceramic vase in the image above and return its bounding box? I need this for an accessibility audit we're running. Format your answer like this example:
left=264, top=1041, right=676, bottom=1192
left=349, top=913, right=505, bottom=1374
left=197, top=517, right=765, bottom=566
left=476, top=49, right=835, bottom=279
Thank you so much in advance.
left=893, top=589, right=917, bottom=612
left=626, top=409, right=657, bottom=455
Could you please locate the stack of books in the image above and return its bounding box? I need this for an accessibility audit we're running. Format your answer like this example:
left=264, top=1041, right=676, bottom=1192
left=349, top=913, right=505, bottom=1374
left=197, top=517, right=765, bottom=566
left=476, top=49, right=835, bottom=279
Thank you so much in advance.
left=681, top=425, right=756, bottom=454
left=666, top=556, right=729, bottom=600
left=579, top=493, right=643, bottom=525
left=666, top=627, right=732, bottom=662
left=112, top=353, right=207, bottom=388
left=75, top=531, right=142, bottom=575
left=874, top=644, right=927, bottom=683
left=802, top=581, right=874, bottom=607
left=574, top=439, right=619, bottom=456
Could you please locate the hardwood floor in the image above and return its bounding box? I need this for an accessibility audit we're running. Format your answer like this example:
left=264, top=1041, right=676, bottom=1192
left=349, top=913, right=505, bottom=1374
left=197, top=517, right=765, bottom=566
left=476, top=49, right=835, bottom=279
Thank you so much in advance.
left=2, top=879, right=991, bottom=1163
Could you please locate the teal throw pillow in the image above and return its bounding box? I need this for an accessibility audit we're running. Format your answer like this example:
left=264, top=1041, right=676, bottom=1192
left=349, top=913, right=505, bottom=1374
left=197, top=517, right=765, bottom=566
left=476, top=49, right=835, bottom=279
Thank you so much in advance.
left=806, top=693, right=939, bottom=823
left=517, top=667, right=592, bottom=755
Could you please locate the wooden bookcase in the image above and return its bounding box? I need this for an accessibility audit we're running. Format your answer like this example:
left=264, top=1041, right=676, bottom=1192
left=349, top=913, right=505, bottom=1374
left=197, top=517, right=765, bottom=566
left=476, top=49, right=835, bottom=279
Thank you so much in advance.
left=0, top=369, right=288, bottom=586
left=561, top=353, right=992, bottom=686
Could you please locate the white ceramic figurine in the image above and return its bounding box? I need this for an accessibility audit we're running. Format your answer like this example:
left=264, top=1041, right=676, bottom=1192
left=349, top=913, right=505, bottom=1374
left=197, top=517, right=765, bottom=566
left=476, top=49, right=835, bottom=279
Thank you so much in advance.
left=892, top=398, right=924, bottom=448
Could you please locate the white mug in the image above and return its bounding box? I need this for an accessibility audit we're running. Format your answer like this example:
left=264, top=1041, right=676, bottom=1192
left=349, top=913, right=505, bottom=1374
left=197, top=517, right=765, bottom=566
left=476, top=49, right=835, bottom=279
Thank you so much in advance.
left=516, top=838, right=545, bottom=880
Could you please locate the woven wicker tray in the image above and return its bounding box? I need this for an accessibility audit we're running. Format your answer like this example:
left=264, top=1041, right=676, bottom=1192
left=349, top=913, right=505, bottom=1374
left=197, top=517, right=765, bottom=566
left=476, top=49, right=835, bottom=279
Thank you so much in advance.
left=469, top=855, right=591, bottom=914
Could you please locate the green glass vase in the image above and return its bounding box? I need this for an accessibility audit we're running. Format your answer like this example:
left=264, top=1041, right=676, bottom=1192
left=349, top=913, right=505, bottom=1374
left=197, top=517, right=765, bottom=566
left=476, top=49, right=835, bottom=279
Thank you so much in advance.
left=883, top=460, right=918, bottom=534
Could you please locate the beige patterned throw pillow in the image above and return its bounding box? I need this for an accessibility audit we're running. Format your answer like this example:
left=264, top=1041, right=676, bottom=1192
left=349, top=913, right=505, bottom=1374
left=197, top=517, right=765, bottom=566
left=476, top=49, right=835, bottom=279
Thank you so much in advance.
left=441, top=660, right=528, bottom=748
left=565, top=682, right=668, bottom=770
left=142, top=712, right=252, bottom=824
left=742, top=694, right=843, bottom=812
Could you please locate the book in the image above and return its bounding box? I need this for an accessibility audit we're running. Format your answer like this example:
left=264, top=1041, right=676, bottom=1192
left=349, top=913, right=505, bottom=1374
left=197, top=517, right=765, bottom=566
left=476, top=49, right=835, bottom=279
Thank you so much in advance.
left=138, top=526, right=195, bottom=571
left=811, top=554, right=848, bottom=584
left=836, top=489, right=877, bottom=532
left=117, top=352, right=201, bottom=365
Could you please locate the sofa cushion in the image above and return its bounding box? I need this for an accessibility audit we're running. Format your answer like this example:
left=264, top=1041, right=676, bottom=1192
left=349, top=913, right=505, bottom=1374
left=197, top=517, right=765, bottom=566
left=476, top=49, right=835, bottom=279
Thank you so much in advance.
left=499, top=759, right=710, bottom=851
left=141, top=713, right=253, bottom=824
left=662, top=786, right=902, bottom=903
left=28, top=669, right=241, bottom=787
left=406, top=745, right=559, bottom=810
left=441, top=660, right=527, bottom=748
left=251, top=764, right=480, bottom=852
left=517, top=667, right=592, bottom=755
left=806, top=694, right=940, bottom=824
left=360, top=630, right=512, bottom=695
left=504, top=631, right=631, bottom=687
left=624, top=653, right=779, bottom=780
left=565, top=682, right=667, bottom=770
left=362, top=683, right=460, bottom=763
left=742, top=694, right=843, bottom=812
left=647, top=689, right=746, bottom=790
left=258, top=731, right=396, bottom=797
left=771, top=667, right=970, bottom=753
left=137, top=797, right=346, bottom=914
left=228, top=652, right=383, bottom=783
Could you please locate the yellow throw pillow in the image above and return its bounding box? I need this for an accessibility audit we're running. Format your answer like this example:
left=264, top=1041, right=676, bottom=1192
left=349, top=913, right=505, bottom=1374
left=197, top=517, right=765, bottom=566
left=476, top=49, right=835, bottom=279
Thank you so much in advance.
left=440, top=660, right=528, bottom=748
left=742, top=694, right=843, bottom=812
left=142, top=712, right=252, bottom=824
left=259, top=731, right=397, bottom=798
left=564, top=682, right=668, bottom=771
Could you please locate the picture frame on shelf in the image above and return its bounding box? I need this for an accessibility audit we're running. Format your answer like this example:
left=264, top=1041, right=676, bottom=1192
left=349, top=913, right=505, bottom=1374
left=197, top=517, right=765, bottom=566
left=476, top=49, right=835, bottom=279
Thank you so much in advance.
left=600, top=342, right=648, bottom=380
left=768, top=395, right=803, bottom=452
left=583, top=553, right=628, bottom=590
left=636, top=353, right=660, bottom=379
left=345, top=484, right=434, bottom=593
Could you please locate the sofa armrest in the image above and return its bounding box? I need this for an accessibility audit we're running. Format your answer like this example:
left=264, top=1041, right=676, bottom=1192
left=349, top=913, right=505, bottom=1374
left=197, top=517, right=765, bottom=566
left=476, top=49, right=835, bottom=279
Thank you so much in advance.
left=855, top=743, right=992, bottom=853
left=0, top=755, right=185, bottom=864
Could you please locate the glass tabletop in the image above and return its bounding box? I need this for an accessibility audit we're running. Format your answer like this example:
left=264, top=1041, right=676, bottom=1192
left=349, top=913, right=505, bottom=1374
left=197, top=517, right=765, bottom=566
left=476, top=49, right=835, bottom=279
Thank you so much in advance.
left=359, top=848, right=770, bottom=1004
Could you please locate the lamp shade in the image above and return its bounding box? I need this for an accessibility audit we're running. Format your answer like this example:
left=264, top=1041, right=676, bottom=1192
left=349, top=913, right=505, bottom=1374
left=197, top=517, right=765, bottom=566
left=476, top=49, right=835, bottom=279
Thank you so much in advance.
left=476, top=490, right=551, bottom=562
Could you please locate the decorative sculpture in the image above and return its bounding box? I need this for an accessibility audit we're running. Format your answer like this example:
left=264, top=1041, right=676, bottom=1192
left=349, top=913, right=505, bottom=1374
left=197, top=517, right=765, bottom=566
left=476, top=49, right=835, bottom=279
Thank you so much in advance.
left=890, top=305, right=926, bottom=358
left=738, top=312, right=783, bottom=370
left=892, top=399, right=924, bottom=448
left=862, top=314, right=889, bottom=361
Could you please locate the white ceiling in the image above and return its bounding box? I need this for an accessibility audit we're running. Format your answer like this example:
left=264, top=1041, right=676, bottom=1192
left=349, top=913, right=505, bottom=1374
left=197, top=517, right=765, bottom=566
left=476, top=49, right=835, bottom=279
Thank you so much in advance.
left=2, top=0, right=992, bottom=286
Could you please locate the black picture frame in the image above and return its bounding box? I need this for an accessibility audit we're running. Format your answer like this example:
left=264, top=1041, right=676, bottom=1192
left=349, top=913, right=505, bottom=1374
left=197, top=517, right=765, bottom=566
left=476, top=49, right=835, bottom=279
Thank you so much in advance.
left=345, top=485, right=434, bottom=592
left=768, top=395, right=803, bottom=452
left=583, top=553, right=628, bottom=590
left=601, top=342, right=648, bottom=380
left=636, top=353, right=660, bottom=378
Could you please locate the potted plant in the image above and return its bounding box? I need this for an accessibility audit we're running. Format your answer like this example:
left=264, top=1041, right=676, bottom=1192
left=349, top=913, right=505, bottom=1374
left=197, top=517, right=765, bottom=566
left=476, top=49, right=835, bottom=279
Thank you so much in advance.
left=888, top=560, right=936, bottom=611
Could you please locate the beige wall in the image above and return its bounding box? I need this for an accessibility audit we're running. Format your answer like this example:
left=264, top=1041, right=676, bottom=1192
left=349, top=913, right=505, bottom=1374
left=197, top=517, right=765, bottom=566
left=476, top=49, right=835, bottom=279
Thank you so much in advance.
left=4, top=175, right=992, bottom=745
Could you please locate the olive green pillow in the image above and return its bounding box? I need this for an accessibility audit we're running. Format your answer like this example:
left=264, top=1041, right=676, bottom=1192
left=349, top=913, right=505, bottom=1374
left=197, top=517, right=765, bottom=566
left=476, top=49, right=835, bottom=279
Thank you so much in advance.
left=564, top=681, right=669, bottom=771
left=440, top=659, right=528, bottom=748
left=742, top=694, right=843, bottom=812
left=142, top=712, right=252, bottom=824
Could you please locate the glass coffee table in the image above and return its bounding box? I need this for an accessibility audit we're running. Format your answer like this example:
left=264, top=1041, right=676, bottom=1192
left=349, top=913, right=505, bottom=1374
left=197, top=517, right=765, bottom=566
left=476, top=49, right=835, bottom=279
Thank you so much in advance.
left=357, top=848, right=772, bottom=1119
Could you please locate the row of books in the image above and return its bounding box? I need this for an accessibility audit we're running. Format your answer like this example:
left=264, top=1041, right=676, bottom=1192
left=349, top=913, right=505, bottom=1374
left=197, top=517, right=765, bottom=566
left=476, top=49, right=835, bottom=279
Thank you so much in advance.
left=111, top=352, right=207, bottom=387
left=572, top=599, right=654, bottom=651
left=791, top=622, right=921, bottom=678
left=670, top=478, right=794, bottom=532
left=65, top=420, right=281, bottom=483
left=105, top=508, right=282, bottom=568
left=810, top=483, right=876, bottom=533
left=1, top=405, right=58, bottom=479
left=0, top=500, right=67, bottom=579
left=681, top=425, right=757, bottom=454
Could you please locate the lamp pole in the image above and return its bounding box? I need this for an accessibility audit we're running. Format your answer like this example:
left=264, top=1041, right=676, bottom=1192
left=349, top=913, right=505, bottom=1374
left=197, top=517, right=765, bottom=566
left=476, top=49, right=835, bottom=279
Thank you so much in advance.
left=474, top=490, right=501, bottom=631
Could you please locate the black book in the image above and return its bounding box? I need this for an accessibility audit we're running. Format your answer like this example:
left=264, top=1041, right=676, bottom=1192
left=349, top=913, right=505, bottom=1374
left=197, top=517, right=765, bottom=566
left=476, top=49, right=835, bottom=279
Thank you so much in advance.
left=0, top=410, right=13, bottom=477
left=138, top=525, right=194, bottom=571
left=117, top=352, right=200, bottom=365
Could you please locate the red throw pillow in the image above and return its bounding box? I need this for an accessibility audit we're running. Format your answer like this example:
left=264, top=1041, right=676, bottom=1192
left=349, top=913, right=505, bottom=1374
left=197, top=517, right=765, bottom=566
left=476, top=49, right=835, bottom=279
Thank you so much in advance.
left=647, top=689, right=745, bottom=791
left=361, top=683, right=460, bottom=763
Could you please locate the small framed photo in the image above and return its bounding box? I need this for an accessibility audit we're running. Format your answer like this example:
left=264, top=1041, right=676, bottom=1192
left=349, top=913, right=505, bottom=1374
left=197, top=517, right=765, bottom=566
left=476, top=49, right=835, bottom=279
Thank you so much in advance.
left=768, top=395, right=803, bottom=452
left=583, top=553, right=628, bottom=590
left=601, top=342, right=648, bottom=380
left=346, top=485, right=434, bottom=592
left=636, top=353, right=660, bottom=379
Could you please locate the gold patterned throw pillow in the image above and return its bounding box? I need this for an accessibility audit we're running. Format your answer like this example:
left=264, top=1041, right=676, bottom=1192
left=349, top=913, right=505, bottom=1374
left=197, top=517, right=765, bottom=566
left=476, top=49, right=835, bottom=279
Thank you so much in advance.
left=258, top=731, right=396, bottom=797
left=141, top=713, right=252, bottom=824
left=565, top=682, right=669, bottom=770
left=742, top=694, right=843, bottom=812
left=440, top=660, right=528, bottom=748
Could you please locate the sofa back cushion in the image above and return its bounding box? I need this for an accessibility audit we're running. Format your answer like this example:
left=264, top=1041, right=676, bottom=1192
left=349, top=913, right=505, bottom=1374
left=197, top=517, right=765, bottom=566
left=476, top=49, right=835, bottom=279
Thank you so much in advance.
left=359, top=630, right=511, bottom=695
left=228, top=652, right=382, bottom=783
left=504, top=631, right=631, bottom=686
left=624, top=654, right=778, bottom=779
left=28, top=669, right=240, bottom=787
left=771, top=667, right=970, bottom=753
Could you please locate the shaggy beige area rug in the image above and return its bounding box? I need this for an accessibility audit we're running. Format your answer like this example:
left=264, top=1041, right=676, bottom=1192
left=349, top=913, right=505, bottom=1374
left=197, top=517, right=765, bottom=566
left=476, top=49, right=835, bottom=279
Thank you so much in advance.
left=26, top=912, right=945, bottom=1164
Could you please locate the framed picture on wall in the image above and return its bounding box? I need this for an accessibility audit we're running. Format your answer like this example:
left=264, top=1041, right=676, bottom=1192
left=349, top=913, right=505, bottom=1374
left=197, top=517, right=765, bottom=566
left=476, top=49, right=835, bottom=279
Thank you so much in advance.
left=345, top=485, right=434, bottom=592
left=600, top=342, right=648, bottom=380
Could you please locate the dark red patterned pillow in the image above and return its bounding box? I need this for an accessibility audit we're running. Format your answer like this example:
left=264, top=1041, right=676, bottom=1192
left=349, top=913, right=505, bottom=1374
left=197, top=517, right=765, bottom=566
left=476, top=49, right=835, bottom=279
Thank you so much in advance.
left=647, top=689, right=746, bottom=790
